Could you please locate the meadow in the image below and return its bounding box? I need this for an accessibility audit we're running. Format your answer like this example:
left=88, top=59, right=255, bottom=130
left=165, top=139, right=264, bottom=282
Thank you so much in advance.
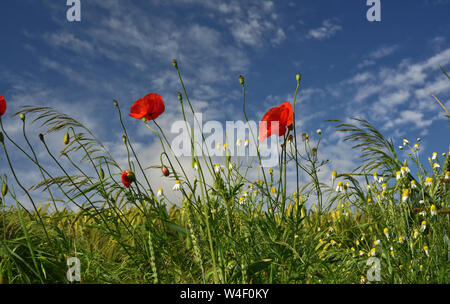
left=0, top=61, right=448, bottom=284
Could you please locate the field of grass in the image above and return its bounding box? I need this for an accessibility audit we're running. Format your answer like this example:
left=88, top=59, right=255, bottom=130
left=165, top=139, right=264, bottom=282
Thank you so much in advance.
left=0, top=62, right=448, bottom=284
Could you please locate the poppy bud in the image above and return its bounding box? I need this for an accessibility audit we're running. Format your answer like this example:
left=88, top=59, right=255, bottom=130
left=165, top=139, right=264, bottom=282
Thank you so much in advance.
left=1, top=182, right=7, bottom=197
left=99, top=168, right=105, bottom=180
left=121, top=170, right=135, bottom=188
left=63, top=131, right=70, bottom=145
left=287, top=124, right=294, bottom=131
left=172, top=59, right=178, bottom=68
left=296, top=73, right=302, bottom=83
left=0, top=132, right=3, bottom=143
left=19, top=113, right=25, bottom=121
left=287, top=135, right=293, bottom=142
left=39, top=133, right=45, bottom=142
left=239, top=75, right=245, bottom=86
left=113, top=100, right=118, bottom=107
left=161, top=166, right=170, bottom=177
left=177, top=92, right=183, bottom=102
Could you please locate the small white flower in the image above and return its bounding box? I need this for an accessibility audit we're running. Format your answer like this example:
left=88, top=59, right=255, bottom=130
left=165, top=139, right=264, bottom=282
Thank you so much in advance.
left=396, top=171, right=402, bottom=181
left=316, top=129, right=322, bottom=135
left=157, top=187, right=163, bottom=198
left=244, top=139, right=249, bottom=147
left=419, top=211, right=426, bottom=217
left=430, top=205, right=437, bottom=216
left=419, top=200, right=425, bottom=205
left=214, top=164, right=223, bottom=173
left=381, top=183, right=387, bottom=191
left=216, top=142, right=222, bottom=151
left=336, top=181, right=343, bottom=192
left=374, top=239, right=381, bottom=246
left=445, top=172, right=450, bottom=180
left=423, top=245, right=429, bottom=257
left=228, top=162, right=233, bottom=170
left=399, top=146, right=403, bottom=150
left=420, top=221, right=427, bottom=233
left=173, top=180, right=181, bottom=191
left=193, top=162, right=199, bottom=171
left=403, top=138, right=409, bottom=146
left=383, top=228, right=389, bottom=240
left=236, top=139, right=242, bottom=147
left=432, top=163, right=440, bottom=169
left=331, top=171, right=337, bottom=183
left=431, top=152, right=437, bottom=161
left=425, top=177, right=433, bottom=187
left=329, top=227, right=334, bottom=233
left=411, top=180, right=417, bottom=189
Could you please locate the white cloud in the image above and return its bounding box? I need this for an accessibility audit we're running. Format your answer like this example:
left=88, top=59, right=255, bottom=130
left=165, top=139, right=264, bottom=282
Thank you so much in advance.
left=307, top=19, right=342, bottom=40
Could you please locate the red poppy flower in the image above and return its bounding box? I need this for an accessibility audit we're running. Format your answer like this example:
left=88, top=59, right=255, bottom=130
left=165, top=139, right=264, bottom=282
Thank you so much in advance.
left=0, top=96, right=6, bottom=117
left=259, top=101, right=293, bottom=142
left=121, top=170, right=135, bottom=188
left=129, top=93, right=165, bottom=121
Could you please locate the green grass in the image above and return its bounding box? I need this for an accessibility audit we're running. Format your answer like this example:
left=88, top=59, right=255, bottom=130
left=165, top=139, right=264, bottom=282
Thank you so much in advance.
left=0, top=62, right=448, bottom=284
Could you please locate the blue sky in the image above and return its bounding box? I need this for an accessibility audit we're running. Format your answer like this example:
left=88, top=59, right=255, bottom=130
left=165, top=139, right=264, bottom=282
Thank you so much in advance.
left=0, top=0, right=449, bottom=206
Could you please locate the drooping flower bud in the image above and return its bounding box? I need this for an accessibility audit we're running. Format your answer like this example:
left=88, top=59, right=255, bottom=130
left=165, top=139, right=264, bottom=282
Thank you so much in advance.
left=39, top=133, right=45, bottom=142
left=161, top=166, right=170, bottom=177
left=113, top=100, right=118, bottom=107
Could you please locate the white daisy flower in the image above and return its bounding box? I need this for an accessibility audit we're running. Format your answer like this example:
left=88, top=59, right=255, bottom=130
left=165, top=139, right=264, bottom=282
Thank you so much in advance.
left=336, top=181, right=343, bottom=192
left=420, top=221, right=427, bottom=233
left=173, top=180, right=181, bottom=191
left=236, top=139, right=242, bottom=147
left=244, top=139, right=249, bottom=147
left=157, top=187, right=163, bottom=198
left=431, top=152, right=437, bottom=161
left=430, top=205, right=437, bottom=216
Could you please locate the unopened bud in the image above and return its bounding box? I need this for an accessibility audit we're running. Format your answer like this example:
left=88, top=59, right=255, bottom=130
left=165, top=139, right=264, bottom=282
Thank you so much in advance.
left=296, top=73, right=302, bottom=83
left=0, top=132, right=3, bottom=143
left=122, top=135, right=127, bottom=143
left=287, top=124, right=294, bottom=131
left=239, top=75, right=245, bottom=86
left=161, top=166, right=170, bottom=177
left=19, top=113, right=25, bottom=121
left=113, top=100, right=118, bottom=107
left=1, top=182, right=7, bottom=196
left=39, top=133, right=44, bottom=142
left=172, top=59, right=178, bottom=68
left=177, top=92, right=183, bottom=102
left=63, top=131, right=70, bottom=145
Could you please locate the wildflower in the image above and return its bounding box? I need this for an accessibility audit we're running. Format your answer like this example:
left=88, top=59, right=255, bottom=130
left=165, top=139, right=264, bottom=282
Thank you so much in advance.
left=383, top=228, right=389, bottom=240
left=193, top=162, right=199, bottom=171
left=129, top=93, right=165, bottom=121
left=121, top=170, right=135, bottom=188
left=253, top=189, right=258, bottom=196
left=271, top=187, right=277, bottom=195
left=259, top=101, right=293, bottom=142
left=378, top=176, right=384, bottom=183
left=236, top=139, right=242, bottom=147
left=413, top=229, right=419, bottom=239
left=157, top=188, right=163, bottom=198
left=411, top=180, right=417, bottom=189
left=244, top=139, right=249, bottom=147
left=403, top=138, right=409, bottom=146
left=63, top=131, right=70, bottom=145
left=351, top=247, right=355, bottom=252
left=381, top=183, right=387, bottom=191
left=268, top=168, right=273, bottom=175
left=355, top=240, right=360, bottom=246
left=329, top=227, right=335, bottom=233
left=369, top=248, right=376, bottom=256
left=173, top=180, right=181, bottom=191
left=373, top=240, right=381, bottom=246
left=336, top=181, right=343, bottom=192
left=330, top=240, right=336, bottom=246
left=317, top=227, right=321, bottom=232
left=419, top=265, right=423, bottom=272
left=390, top=248, right=395, bottom=257
left=414, top=144, right=419, bottom=150
left=359, top=250, right=364, bottom=256
left=248, top=184, right=254, bottom=189
left=402, top=189, right=409, bottom=202
left=431, top=152, right=437, bottom=161
left=0, top=96, right=6, bottom=116
left=419, top=200, right=425, bottom=204
left=430, top=205, right=437, bottom=216
left=367, top=198, right=372, bottom=203
left=417, top=138, right=421, bottom=142
left=396, top=171, right=402, bottom=180
left=432, top=163, right=440, bottom=169
left=420, top=221, right=427, bottom=233
left=214, top=164, right=222, bottom=173
left=400, top=166, right=410, bottom=176
left=343, top=182, right=349, bottom=193
left=399, top=146, right=403, bottom=150
left=360, top=276, right=366, bottom=284
left=423, top=245, right=429, bottom=257
left=239, top=197, right=245, bottom=204
left=228, top=162, right=233, bottom=170
left=398, top=236, right=405, bottom=244
left=216, top=142, right=222, bottom=151
left=381, top=190, right=386, bottom=198
left=425, top=177, right=433, bottom=187
left=316, top=129, right=322, bottom=135
left=373, top=172, right=378, bottom=182
left=257, top=179, right=264, bottom=185
left=419, top=211, right=426, bottom=217
left=445, top=172, right=450, bottom=180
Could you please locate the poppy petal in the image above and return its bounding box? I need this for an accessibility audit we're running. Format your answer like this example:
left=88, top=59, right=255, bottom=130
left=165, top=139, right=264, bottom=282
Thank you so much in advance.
left=0, top=96, right=6, bottom=117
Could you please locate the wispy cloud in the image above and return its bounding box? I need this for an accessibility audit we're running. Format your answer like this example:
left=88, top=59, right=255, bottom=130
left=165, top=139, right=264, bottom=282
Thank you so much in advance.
left=306, top=18, right=342, bottom=40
